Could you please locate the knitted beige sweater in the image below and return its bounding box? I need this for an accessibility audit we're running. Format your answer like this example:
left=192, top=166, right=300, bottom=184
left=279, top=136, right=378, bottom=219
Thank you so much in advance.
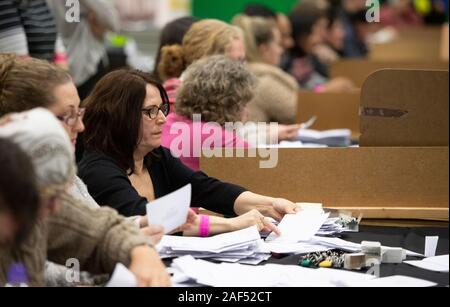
left=0, top=193, right=151, bottom=286
left=247, top=62, right=299, bottom=125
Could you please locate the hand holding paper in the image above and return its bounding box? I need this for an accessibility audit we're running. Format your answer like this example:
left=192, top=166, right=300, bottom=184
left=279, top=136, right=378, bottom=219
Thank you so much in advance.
left=146, top=184, right=192, bottom=234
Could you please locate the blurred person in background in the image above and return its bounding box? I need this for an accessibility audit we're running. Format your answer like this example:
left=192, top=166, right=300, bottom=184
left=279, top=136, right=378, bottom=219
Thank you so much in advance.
left=152, top=16, right=199, bottom=109
left=380, top=0, right=423, bottom=28
left=233, top=14, right=300, bottom=126
left=0, top=0, right=57, bottom=62
left=285, top=1, right=356, bottom=91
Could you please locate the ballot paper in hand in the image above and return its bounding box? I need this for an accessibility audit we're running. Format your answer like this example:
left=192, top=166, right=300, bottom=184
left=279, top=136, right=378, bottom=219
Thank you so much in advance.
left=146, top=184, right=191, bottom=234
left=265, top=211, right=330, bottom=244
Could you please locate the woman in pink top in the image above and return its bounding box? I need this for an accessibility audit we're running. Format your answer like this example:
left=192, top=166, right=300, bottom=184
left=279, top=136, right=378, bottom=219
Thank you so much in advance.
left=162, top=55, right=254, bottom=170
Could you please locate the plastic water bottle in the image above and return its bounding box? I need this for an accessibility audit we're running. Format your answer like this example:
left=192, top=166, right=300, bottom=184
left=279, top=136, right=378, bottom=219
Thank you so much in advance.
left=5, top=263, right=29, bottom=287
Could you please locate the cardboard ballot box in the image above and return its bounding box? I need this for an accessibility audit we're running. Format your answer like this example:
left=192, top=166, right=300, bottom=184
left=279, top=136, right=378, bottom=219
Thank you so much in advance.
left=200, top=70, right=449, bottom=221
left=359, top=69, right=448, bottom=147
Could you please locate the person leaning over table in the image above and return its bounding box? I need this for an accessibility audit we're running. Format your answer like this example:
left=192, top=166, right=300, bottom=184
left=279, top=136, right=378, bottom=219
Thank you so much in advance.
left=0, top=108, right=170, bottom=287
left=78, top=69, right=300, bottom=236
left=0, top=53, right=279, bottom=243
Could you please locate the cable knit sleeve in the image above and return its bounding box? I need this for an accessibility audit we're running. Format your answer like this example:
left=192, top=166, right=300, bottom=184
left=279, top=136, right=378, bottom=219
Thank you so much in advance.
left=46, top=193, right=152, bottom=275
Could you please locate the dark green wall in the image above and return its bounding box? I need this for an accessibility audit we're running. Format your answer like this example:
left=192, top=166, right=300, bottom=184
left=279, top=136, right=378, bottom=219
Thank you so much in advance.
left=192, top=0, right=299, bottom=22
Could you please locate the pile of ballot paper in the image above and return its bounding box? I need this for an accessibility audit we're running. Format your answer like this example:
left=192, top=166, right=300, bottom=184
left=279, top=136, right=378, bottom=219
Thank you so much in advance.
left=157, top=226, right=271, bottom=265
left=296, top=128, right=352, bottom=147
left=316, top=218, right=345, bottom=236
left=169, top=255, right=438, bottom=287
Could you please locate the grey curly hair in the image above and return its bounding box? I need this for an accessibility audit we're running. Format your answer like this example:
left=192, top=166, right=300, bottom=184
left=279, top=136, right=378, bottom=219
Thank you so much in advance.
left=175, top=55, right=257, bottom=125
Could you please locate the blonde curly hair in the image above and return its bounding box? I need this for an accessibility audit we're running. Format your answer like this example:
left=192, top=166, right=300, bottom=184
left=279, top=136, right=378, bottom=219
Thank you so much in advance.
left=175, top=55, right=257, bottom=126
left=157, top=19, right=243, bottom=82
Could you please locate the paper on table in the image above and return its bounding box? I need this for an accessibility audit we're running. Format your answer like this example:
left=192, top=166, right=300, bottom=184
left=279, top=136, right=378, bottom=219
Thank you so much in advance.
left=147, top=184, right=191, bottom=234
left=265, top=242, right=331, bottom=254
left=342, top=275, right=437, bottom=287
left=171, top=255, right=375, bottom=287
left=106, top=263, right=137, bottom=287
left=425, top=236, right=439, bottom=258
left=158, top=226, right=260, bottom=253
left=404, top=255, right=449, bottom=273
left=266, top=211, right=330, bottom=244
left=310, top=236, right=361, bottom=252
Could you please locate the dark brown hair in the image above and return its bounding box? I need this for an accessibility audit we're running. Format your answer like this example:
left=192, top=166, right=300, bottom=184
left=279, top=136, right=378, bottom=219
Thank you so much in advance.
left=83, top=69, right=169, bottom=175
left=0, top=137, right=40, bottom=245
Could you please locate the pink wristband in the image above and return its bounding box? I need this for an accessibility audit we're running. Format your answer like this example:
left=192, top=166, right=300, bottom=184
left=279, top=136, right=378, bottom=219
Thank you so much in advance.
left=54, top=53, right=67, bottom=64
left=199, top=215, right=210, bottom=237
left=314, top=84, right=325, bottom=93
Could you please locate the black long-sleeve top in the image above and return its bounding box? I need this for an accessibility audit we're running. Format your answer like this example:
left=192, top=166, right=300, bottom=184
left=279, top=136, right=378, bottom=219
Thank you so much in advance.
left=78, top=147, right=246, bottom=217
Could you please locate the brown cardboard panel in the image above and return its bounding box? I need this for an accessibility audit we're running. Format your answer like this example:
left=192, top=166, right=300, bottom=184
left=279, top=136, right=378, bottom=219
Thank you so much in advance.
left=330, top=59, right=449, bottom=87
left=360, top=69, right=449, bottom=147
left=297, top=91, right=360, bottom=134
left=369, top=27, right=443, bottom=61
left=324, top=207, right=449, bottom=221
left=200, top=148, right=449, bottom=220
left=442, top=24, right=449, bottom=62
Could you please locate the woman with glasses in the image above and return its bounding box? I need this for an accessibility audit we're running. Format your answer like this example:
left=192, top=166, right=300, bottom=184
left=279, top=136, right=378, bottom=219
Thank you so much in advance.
left=0, top=54, right=143, bottom=220
left=78, top=68, right=300, bottom=238
left=0, top=108, right=170, bottom=287
left=0, top=54, right=173, bottom=286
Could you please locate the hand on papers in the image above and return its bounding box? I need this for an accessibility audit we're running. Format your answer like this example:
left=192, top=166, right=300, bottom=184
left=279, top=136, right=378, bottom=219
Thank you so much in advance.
left=174, top=209, right=199, bottom=233
left=278, top=124, right=302, bottom=141
left=129, top=246, right=171, bottom=287
left=231, top=209, right=281, bottom=236
left=140, top=225, right=164, bottom=245
left=269, top=198, right=301, bottom=221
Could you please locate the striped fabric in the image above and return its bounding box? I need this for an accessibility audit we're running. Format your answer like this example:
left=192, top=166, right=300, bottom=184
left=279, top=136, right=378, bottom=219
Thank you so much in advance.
left=0, top=0, right=57, bottom=61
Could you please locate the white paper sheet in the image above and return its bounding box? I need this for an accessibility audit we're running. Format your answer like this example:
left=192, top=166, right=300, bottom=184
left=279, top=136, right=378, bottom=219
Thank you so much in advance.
left=343, top=275, right=437, bottom=287
left=404, top=255, right=449, bottom=273
left=266, top=211, right=330, bottom=244
left=171, top=256, right=375, bottom=287
left=106, top=263, right=137, bottom=287
left=146, top=184, right=191, bottom=234
left=425, top=236, right=439, bottom=258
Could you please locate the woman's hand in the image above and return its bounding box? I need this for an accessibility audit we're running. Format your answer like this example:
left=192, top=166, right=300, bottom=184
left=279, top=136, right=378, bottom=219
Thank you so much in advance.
left=322, top=77, right=357, bottom=93
left=178, top=209, right=199, bottom=232
left=269, top=198, right=300, bottom=221
left=230, top=209, right=281, bottom=235
left=140, top=225, right=164, bottom=245
left=128, top=246, right=171, bottom=287
left=234, top=192, right=300, bottom=222
left=278, top=124, right=301, bottom=141
left=169, top=209, right=199, bottom=234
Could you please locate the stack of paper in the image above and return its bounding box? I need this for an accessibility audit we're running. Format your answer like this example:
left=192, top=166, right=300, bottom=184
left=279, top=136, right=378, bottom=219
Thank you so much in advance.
left=170, top=255, right=376, bottom=287
left=157, top=226, right=271, bottom=265
left=263, top=210, right=363, bottom=255
left=316, top=218, right=345, bottom=236
left=296, top=128, right=352, bottom=147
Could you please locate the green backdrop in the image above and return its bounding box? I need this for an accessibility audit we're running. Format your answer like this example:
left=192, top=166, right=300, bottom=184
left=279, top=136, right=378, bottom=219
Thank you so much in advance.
left=192, top=0, right=299, bottom=22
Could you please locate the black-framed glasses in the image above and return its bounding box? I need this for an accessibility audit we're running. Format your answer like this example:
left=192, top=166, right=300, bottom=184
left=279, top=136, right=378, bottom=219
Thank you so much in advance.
left=142, top=103, right=170, bottom=119
left=56, top=108, right=85, bottom=127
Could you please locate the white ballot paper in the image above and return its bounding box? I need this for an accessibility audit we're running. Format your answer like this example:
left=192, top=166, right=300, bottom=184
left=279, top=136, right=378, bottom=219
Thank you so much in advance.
left=106, top=263, right=137, bottom=287
left=265, top=211, right=330, bottom=244
left=147, top=184, right=191, bottom=234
